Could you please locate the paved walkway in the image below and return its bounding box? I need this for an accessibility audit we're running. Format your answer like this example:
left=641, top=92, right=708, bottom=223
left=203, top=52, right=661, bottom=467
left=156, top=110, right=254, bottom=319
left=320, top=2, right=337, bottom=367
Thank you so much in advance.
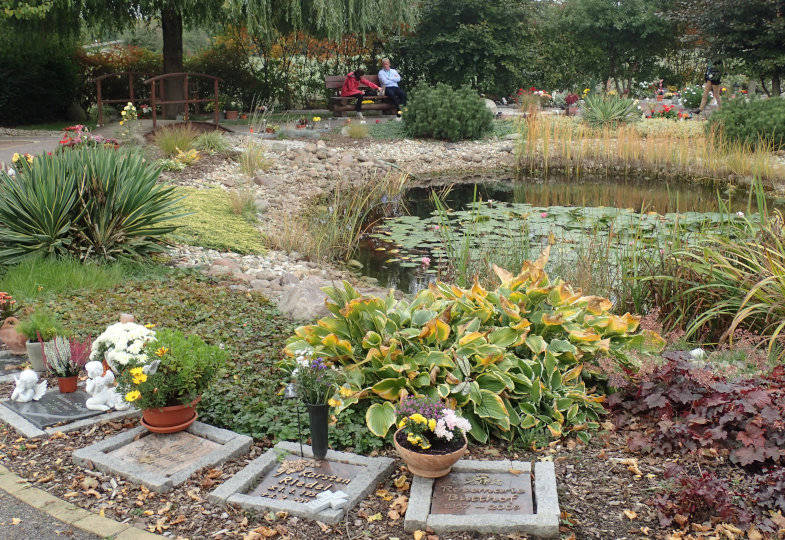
left=0, top=489, right=99, bottom=540
left=0, top=134, right=62, bottom=170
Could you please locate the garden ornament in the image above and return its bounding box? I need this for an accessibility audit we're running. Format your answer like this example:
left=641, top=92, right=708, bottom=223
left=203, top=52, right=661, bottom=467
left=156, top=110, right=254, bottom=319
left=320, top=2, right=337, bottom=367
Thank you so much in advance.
left=307, top=489, right=349, bottom=512
left=11, top=369, right=47, bottom=402
left=84, top=361, right=130, bottom=411
left=0, top=317, right=27, bottom=354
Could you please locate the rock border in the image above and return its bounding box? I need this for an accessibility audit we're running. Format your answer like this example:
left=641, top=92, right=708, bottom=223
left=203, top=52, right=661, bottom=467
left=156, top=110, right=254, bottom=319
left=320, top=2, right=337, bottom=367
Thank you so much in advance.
left=0, top=463, right=163, bottom=539
left=0, top=391, right=141, bottom=439
left=72, top=421, right=251, bottom=493
left=404, top=459, right=559, bottom=538
left=208, top=441, right=395, bottom=524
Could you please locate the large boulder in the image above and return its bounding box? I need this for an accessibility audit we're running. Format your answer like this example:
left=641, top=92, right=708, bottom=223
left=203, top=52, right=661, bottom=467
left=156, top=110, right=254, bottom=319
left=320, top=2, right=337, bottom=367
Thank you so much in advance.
left=484, top=98, right=498, bottom=115
left=276, top=279, right=331, bottom=321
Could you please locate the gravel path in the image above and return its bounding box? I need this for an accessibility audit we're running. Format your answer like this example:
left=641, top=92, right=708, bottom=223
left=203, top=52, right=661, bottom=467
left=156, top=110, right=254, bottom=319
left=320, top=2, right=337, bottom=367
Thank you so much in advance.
left=0, top=490, right=99, bottom=540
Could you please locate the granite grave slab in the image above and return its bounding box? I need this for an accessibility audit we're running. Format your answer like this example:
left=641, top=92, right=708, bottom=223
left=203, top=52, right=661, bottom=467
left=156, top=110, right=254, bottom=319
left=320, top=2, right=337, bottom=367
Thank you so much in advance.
left=404, top=459, right=559, bottom=538
left=208, top=441, right=395, bottom=524
left=73, top=421, right=251, bottom=493
left=0, top=389, right=140, bottom=438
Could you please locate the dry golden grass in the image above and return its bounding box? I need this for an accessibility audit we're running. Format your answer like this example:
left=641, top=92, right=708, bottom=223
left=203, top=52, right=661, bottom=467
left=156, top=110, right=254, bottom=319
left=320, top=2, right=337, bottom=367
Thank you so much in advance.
left=516, top=116, right=785, bottom=183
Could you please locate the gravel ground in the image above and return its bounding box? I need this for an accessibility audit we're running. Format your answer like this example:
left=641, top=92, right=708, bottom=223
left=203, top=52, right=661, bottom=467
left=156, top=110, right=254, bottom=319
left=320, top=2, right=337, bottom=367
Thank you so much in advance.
left=0, top=489, right=99, bottom=540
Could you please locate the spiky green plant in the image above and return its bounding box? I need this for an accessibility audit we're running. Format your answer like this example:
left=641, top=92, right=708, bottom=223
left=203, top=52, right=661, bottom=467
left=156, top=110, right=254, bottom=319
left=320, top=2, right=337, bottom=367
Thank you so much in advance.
left=581, top=95, right=641, bottom=128
left=0, top=147, right=182, bottom=264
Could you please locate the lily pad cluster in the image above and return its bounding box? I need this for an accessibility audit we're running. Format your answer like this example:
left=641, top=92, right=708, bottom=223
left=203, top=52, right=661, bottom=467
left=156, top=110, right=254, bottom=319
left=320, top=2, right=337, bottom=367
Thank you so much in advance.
left=283, top=249, right=665, bottom=444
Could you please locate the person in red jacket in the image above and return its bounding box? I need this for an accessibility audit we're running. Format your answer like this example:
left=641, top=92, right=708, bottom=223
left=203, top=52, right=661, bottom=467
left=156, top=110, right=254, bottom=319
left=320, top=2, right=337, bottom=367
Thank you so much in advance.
left=340, top=69, right=380, bottom=118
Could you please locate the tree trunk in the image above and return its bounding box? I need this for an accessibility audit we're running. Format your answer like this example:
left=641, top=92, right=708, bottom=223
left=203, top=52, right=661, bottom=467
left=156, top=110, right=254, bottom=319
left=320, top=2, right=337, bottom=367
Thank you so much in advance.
left=161, top=7, right=184, bottom=120
left=773, top=74, right=782, bottom=97
left=760, top=76, right=770, bottom=97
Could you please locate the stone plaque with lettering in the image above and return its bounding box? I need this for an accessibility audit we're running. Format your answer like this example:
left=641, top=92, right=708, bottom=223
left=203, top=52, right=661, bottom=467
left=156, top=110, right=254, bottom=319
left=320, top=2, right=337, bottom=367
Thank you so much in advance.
left=108, top=431, right=221, bottom=477
left=430, top=471, right=533, bottom=515
left=247, top=454, right=360, bottom=503
left=3, top=390, right=102, bottom=429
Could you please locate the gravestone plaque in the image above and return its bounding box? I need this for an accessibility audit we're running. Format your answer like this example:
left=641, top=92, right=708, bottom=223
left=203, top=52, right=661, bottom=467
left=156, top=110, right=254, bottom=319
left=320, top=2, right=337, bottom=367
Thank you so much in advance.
left=108, top=431, right=221, bottom=477
left=2, top=390, right=102, bottom=429
left=430, top=471, right=533, bottom=515
left=208, top=441, right=395, bottom=524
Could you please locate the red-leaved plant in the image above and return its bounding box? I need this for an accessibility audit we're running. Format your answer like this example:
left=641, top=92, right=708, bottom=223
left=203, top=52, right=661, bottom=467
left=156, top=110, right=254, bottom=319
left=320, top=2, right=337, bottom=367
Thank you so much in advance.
left=41, top=336, right=92, bottom=378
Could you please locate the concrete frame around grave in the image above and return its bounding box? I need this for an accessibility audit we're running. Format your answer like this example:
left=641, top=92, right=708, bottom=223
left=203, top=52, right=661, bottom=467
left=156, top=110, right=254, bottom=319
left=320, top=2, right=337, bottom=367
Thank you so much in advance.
left=405, top=459, right=560, bottom=538
left=208, top=441, right=396, bottom=524
left=73, top=421, right=252, bottom=493
left=0, top=392, right=141, bottom=439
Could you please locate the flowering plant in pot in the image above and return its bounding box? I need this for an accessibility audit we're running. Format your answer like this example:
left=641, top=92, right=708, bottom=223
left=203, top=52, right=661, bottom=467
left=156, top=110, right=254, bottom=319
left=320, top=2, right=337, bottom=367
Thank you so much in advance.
left=42, top=336, right=91, bottom=393
left=393, top=396, right=470, bottom=478
left=90, top=322, right=156, bottom=373
left=18, top=310, right=66, bottom=372
left=116, top=329, right=226, bottom=433
left=225, top=100, right=241, bottom=120
left=291, top=355, right=343, bottom=459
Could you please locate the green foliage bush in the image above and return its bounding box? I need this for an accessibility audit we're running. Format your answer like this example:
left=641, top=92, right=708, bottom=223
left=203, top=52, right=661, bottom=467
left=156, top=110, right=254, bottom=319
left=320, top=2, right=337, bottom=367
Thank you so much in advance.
left=284, top=253, right=665, bottom=444
left=152, top=125, right=199, bottom=157
left=18, top=310, right=65, bottom=341
left=193, top=131, right=230, bottom=154
left=116, top=328, right=227, bottom=409
left=681, top=85, right=704, bottom=109
left=581, top=95, right=641, bottom=128
left=707, top=97, right=785, bottom=150
left=0, top=147, right=181, bottom=264
left=403, top=84, right=493, bottom=141
left=0, top=35, right=81, bottom=125
left=76, top=45, right=162, bottom=111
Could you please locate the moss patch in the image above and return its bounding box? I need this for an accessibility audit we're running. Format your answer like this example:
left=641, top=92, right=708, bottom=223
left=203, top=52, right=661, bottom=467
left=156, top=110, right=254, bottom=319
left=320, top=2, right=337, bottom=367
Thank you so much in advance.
left=169, top=187, right=265, bottom=254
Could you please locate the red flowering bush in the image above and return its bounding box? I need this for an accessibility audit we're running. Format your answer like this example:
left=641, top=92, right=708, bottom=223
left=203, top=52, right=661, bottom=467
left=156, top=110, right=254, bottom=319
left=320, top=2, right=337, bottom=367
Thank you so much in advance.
left=0, top=292, right=20, bottom=323
left=646, top=104, right=679, bottom=119
left=59, top=125, right=118, bottom=150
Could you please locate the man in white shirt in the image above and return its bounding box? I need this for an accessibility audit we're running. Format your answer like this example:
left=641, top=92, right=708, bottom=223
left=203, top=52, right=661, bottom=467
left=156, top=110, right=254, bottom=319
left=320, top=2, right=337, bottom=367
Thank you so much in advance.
left=378, top=58, right=406, bottom=116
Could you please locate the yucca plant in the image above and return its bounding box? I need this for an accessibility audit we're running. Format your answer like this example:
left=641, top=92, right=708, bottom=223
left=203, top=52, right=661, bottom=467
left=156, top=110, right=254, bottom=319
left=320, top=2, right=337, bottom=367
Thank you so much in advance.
left=581, top=95, right=641, bottom=128
left=0, top=147, right=182, bottom=264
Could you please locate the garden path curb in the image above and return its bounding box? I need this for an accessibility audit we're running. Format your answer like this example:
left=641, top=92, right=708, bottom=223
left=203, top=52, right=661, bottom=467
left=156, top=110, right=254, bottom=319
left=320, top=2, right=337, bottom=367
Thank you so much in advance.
left=0, top=463, right=163, bottom=539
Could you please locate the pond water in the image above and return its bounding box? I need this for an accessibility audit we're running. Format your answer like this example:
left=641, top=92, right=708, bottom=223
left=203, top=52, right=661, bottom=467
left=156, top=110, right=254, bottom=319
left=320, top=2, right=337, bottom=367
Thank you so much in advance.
left=356, top=175, right=769, bottom=294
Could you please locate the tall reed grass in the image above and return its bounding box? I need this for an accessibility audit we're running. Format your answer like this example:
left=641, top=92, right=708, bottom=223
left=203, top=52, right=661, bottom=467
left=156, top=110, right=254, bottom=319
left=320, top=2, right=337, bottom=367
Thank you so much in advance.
left=516, top=116, right=785, bottom=183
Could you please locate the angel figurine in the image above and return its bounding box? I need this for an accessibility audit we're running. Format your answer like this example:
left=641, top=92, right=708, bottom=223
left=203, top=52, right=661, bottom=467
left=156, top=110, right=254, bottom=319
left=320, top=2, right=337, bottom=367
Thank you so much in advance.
left=84, top=361, right=130, bottom=411
left=11, top=369, right=47, bottom=403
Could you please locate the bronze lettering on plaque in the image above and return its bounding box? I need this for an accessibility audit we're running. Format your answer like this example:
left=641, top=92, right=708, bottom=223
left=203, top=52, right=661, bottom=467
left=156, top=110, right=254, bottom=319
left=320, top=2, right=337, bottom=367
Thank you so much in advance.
left=430, top=472, right=534, bottom=515
left=247, top=454, right=361, bottom=503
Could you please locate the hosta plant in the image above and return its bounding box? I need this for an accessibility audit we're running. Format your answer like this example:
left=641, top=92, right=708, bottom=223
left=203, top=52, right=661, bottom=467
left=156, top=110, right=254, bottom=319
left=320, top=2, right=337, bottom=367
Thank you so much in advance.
left=284, top=249, right=664, bottom=444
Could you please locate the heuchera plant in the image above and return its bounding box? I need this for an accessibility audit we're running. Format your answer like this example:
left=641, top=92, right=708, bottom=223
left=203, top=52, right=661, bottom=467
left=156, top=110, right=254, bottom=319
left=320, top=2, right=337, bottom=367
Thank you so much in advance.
left=610, top=351, right=785, bottom=466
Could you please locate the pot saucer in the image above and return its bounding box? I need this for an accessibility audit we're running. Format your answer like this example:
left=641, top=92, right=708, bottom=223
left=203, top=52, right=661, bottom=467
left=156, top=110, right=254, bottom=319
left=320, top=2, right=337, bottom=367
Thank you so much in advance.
left=141, top=412, right=198, bottom=434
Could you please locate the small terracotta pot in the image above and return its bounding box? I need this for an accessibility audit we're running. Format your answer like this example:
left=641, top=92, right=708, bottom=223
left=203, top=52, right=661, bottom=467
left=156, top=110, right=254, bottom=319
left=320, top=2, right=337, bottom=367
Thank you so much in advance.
left=225, top=110, right=239, bottom=120
left=393, top=429, right=467, bottom=478
left=0, top=317, right=27, bottom=354
left=57, top=376, right=78, bottom=393
left=141, top=397, right=201, bottom=433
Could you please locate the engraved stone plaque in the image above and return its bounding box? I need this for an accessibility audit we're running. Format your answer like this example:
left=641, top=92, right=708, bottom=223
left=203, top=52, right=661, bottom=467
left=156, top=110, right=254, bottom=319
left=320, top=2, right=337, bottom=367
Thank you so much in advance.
left=247, top=454, right=361, bottom=503
left=3, top=390, right=102, bottom=429
left=108, top=431, right=221, bottom=477
left=430, top=471, right=534, bottom=515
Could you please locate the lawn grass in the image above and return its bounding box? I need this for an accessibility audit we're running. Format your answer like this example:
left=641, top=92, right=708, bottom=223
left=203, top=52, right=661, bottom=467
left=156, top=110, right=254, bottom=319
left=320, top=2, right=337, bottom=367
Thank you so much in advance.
left=0, top=257, right=171, bottom=302
left=168, top=187, right=266, bottom=254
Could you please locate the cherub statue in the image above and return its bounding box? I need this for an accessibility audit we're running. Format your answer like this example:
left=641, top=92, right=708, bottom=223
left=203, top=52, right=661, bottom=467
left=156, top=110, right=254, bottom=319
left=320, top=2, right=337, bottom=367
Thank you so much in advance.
left=84, top=361, right=130, bottom=411
left=11, top=369, right=47, bottom=402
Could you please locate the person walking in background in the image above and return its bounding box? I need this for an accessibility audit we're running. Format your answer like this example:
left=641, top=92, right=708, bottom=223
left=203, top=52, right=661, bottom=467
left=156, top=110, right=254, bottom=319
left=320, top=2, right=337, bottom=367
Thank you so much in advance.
left=340, top=69, right=380, bottom=118
left=378, top=58, right=406, bottom=117
left=699, top=57, right=723, bottom=113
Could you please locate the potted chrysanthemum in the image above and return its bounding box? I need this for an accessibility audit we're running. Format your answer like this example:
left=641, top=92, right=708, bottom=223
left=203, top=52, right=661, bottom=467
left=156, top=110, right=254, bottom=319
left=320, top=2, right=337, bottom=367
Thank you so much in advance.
left=90, top=322, right=156, bottom=374
left=116, top=329, right=226, bottom=433
left=393, top=396, right=471, bottom=478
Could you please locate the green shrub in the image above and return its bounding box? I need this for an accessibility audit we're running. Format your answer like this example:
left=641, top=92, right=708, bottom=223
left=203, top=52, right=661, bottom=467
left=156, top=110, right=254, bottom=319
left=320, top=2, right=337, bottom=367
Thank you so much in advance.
left=346, top=121, right=369, bottom=139
left=116, top=328, right=226, bottom=409
left=18, top=310, right=66, bottom=341
left=152, top=125, right=199, bottom=157
left=707, top=97, right=785, bottom=150
left=403, top=83, right=493, bottom=141
left=0, top=147, right=181, bottom=264
left=681, top=85, right=703, bottom=109
left=284, top=253, right=665, bottom=444
left=193, top=131, right=230, bottom=154
left=581, top=95, right=641, bottom=128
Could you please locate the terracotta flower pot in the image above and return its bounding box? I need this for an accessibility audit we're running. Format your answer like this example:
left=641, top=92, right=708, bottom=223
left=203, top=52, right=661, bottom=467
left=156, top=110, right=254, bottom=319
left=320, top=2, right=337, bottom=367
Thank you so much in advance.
left=141, top=397, right=201, bottom=434
left=393, top=428, right=467, bottom=478
left=225, top=110, right=239, bottom=120
left=57, top=376, right=78, bottom=393
left=0, top=317, right=27, bottom=354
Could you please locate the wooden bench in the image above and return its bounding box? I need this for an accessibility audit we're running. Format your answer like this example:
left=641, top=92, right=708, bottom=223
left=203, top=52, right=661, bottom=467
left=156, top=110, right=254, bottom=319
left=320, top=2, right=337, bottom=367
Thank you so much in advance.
left=325, top=75, right=397, bottom=116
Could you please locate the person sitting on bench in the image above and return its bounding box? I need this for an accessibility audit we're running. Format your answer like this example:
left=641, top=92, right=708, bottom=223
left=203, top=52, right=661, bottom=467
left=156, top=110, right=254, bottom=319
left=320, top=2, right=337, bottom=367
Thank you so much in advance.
left=340, top=69, right=380, bottom=118
left=378, top=58, right=406, bottom=117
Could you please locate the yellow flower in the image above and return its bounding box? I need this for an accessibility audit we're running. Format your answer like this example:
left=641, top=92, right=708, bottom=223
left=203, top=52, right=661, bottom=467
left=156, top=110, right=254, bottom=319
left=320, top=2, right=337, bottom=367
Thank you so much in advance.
left=130, top=367, right=147, bottom=384
left=407, top=433, right=419, bottom=444
left=144, top=323, right=156, bottom=329
left=125, top=390, right=141, bottom=402
left=398, top=419, right=407, bottom=429
left=12, top=153, right=20, bottom=162
left=583, top=88, right=590, bottom=94
left=328, top=398, right=342, bottom=408
left=409, top=413, right=427, bottom=425
left=428, top=418, right=437, bottom=431
left=119, top=120, right=124, bottom=126
left=155, top=347, right=169, bottom=357
left=312, top=116, right=321, bottom=122
left=121, top=110, right=127, bottom=116
left=25, top=155, right=32, bottom=164
left=419, top=438, right=431, bottom=450
left=338, top=386, right=354, bottom=398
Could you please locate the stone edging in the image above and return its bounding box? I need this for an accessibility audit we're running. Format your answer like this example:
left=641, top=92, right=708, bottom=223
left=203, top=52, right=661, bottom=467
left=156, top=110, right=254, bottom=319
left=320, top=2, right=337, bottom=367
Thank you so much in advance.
left=0, top=463, right=163, bottom=539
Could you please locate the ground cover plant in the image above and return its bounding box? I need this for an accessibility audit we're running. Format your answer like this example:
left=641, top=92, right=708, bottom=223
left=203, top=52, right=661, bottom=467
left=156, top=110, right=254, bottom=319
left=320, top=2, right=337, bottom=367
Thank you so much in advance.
left=0, top=147, right=181, bottom=264
left=284, top=252, right=665, bottom=445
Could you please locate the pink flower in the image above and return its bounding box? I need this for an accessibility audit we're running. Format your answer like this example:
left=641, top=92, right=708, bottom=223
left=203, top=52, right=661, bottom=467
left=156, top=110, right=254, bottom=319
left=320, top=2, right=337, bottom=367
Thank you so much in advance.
left=540, top=212, right=548, bottom=218
left=421, top=256, right=431, bottom=266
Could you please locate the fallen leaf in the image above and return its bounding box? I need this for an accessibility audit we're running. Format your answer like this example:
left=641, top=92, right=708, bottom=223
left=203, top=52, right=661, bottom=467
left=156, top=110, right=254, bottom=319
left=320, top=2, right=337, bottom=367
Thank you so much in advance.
left=206, top=468, right=222, bottom=479
left=673, top=514, right=688, bottom=527
left=367, top=513, right=382, bottom=522
left=252, top=525, right=278, bottom=538
left=375, top=489, right=393, bottom=501
left=770, top=510, right=785, bottom=529
left=186, top=488, right=202, bottom=502
left=36, top=473, right=54, bottom=483
left=315, top=521, right=330, bottom=533
left=393, top=475, right=409, bottom=491
left=11, top=518, right=20, bottom=525
left=640, top=526, right=650, bottom=535
left=426, top=536, right=439, bottom=540
left=391, top=495, right=408, bottom=514
left=63, top=491, right=79, bottom=498
left=170, top=515, right=186, bottom=525
left=413, top=531, right=426, bottom=540
left=388, top=509, right=400, bottom=520
left=508, top=469, right=523, bottom=475
left=84, top=489, right=102, bottom=499
left=157, top=502, right=172, bottom=515
left=623, top=509, right=637, bottom=520
left=80, top=477, right=98, bottom=490
left=748, top=526, right=763, bottom=540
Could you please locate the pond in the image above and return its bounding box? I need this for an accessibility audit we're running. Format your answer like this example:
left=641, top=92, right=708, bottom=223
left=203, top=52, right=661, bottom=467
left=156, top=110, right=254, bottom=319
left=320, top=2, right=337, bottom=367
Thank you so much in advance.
left=356, top=174, right=769, bottom=295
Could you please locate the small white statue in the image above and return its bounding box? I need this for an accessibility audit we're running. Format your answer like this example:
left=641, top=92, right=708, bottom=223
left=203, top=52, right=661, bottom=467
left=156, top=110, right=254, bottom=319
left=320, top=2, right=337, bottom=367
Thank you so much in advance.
left=11, top=369, right=47, bottom=403
left=307, top=490, right=349, bottom=512
left=84, top=361, right=130, bottom=412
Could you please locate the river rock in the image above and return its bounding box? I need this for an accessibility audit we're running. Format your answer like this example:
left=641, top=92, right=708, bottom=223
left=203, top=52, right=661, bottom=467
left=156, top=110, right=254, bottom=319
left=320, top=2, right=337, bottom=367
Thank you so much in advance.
left=276, top=280, right=330, bottom=321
